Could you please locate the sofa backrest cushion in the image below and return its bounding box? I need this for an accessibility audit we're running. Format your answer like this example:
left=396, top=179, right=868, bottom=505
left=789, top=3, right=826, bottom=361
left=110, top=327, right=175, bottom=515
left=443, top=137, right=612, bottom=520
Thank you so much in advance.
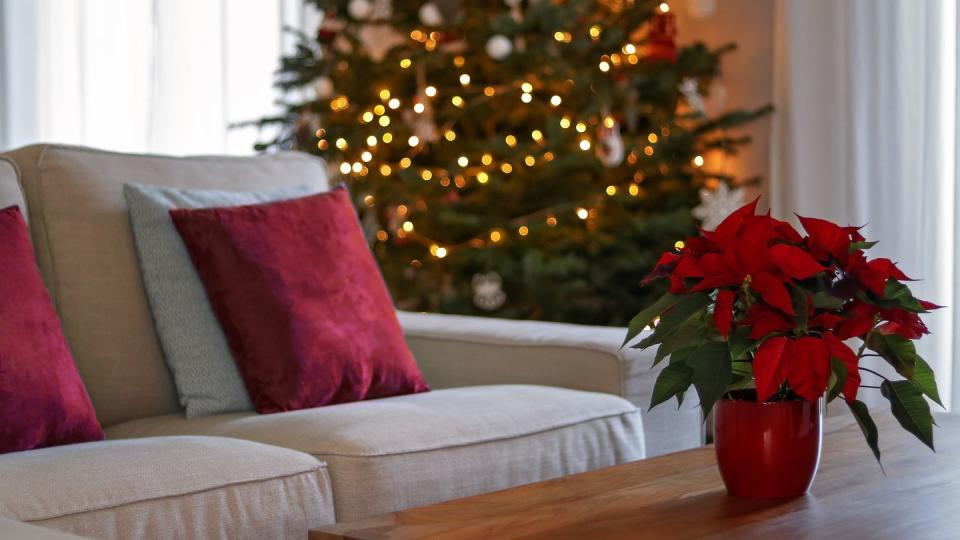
left=0, top=157, right=26, bottom=218
left=2, top=144, right=331, bottom=426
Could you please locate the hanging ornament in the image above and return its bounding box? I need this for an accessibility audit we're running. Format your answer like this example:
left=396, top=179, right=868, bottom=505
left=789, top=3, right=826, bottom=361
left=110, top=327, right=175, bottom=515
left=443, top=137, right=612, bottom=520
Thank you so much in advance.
left=316, top=14, right=344, bottom=44
left=313, top=76, right=335, bottom=100
left=596, top=121, right=625, bottom=168
left=419, top=2, right=444, bottom=26
left=692, top=182, right=745, bottom=230
left=645, top=8, right=678, bottom=62
left=472, top=272, right=507, bottom=311
left=486, top=35, right=513, bottom=60
left=685, top=0, right=718, bottom=19
left=679, top=78, right=706, bottom=115
left=347, top=0, right=373, bottom=20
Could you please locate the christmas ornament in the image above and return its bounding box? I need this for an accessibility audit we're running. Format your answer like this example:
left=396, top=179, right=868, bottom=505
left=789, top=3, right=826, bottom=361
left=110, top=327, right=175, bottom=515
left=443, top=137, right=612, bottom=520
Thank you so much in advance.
left=347, top=0, right=373, bottom=20
left=679, top=78, right=706, bottom=115
left=472, top=272, right=507, bottom=311
left=485, top=35, right=513, bottom=60
left=645, top=9, right=678, bottom=62
left=686, top=0, right=718, bottom=19
left=313, top=76, right=334, bottom=100
left=596, top=121, right=625, bottom=167
left=418, top=2, right=444, bottom=26
left=692, top=181, right=745, bottom=230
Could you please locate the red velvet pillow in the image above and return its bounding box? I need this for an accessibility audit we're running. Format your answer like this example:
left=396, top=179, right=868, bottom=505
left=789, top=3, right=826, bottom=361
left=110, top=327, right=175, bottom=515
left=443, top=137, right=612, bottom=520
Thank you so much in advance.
left=170, top=188, right=429, bottom=413
left=0, top=206, right=104, bottom=454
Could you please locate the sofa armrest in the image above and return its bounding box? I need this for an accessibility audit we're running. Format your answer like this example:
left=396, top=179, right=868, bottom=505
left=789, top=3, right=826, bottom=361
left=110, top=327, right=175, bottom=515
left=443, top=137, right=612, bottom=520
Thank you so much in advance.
left=397, top=311, right=703, bottom=457
left=0, top=518, right=90, bottom=539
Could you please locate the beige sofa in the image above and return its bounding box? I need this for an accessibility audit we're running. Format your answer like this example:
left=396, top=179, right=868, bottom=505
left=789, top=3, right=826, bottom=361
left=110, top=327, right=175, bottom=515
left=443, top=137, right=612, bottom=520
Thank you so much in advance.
left=0, top=145, right=702, bottom=540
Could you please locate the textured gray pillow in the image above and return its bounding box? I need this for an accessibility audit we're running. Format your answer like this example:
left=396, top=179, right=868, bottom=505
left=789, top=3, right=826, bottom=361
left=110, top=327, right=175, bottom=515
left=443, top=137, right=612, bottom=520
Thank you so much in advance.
left=124, top=181, right=325, bottom=417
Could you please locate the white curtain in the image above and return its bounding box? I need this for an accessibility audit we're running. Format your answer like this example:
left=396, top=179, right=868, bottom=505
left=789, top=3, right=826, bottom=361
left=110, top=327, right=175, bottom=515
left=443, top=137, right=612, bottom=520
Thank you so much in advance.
left=0, top=0, right=316, bottom=155
left=772, top=0, right=958, bottom=409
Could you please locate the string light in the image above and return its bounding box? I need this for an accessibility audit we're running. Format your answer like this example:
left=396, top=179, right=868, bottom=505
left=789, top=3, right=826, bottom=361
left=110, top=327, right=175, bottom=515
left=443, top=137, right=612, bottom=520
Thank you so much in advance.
left=546, top=215, right=558, bottom=226
left=560, top=117, right=571, bottom=129
left=363, top=195, right=375, bottom=206
left=606, top=185, right=617, bottom=196
left=501, top=163, right=513, bottom=173
left=402, top=221, right=415, bottom=232
left=366, top=135, right=378, bottom=146
left=425, top=86, right=437, bottom=97
left=629, top=183, right=640, bottom=196
left=521, top=82, right=533, bottom=93
left=623, top=44, right=637, bottom=55
left=589, top=25, right=602, bottom=39
left=330, top=96, right=349, bottom=111
left=361, top=151, right=373, bottom=162
left=339, top=162, right=351, bottom=174
left=477, top=171, right=489, bottom=183
left=452, top=96, right=464, bottom=107
left=603, top=116, right=616, bottom=128
left=317, top=139, right=328, bottom=150
left=481, top=153, right=493, bottom=165
left=457, top=156, right=469, bottom=167
left=380, top=164, right=392, bottom=176
left=579, top=139, right=591, bottom=151
left=336, top=138, right=348, bottom=149
left=378, top=116, right=390, bottom=127
left=400, top=157, right=412, bottom=168
left=521, top=93, right=533, bottom=103
left=400, top=58, right=412, bottom=68
left=693, top=155, right=705, bottom=167
left=675, top=240, right=685, bottom=251
left=659, top=2, right=671, bottom=13
left=379, top=89, right=391, bottom=100
left=598, top=61, right=610, bottom=72
left=374, top=104, right=386, bottom=115
left=453, top=55, right=466, bottom=67
left=648, top=133, right=659, bottom=143
left=505, top=135, right=517, bottom=147
left=382, top=132, right=393, bottom=143
left=445, top=130, right=457, bottom=141
left=388, top=98, right=400, bottom=109
left=644, top=145, right=655, bottom=156
left=414, top=102, right=426, bottom=113
left=531, top=130, right=544, bottom=142
left=489, top=229, right=504, bottom=243
left=421, top=169, right=433, bottom=181
left=459, top=74, right=471, bottom=85
left=408, top=135, right=420, bottom=147
left=483, top=86, right=496, bottom=97
left=351, top=162, right=363, bottom=173
left=524, top=155, right=536, bottom=166
left=576, top=207, right=589, bottom=220
left=362, top=111, right=374, bottom=123
left=550, top=95, right=562, bottom=106
left=518, top=225, right=529, bottom=236
left=575, top=122, right=587, bottom=133
left=376, top=230, right=389, bottom=241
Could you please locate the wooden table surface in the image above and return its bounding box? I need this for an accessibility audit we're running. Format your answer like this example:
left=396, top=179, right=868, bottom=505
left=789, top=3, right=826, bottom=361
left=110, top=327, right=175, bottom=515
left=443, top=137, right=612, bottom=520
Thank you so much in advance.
left=311, top=413, right=960, bottom=539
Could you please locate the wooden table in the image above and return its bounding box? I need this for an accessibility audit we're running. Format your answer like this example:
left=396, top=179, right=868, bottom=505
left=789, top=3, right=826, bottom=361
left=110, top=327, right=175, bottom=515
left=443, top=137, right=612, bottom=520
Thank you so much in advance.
left=311, top=413, right=960, bottom=539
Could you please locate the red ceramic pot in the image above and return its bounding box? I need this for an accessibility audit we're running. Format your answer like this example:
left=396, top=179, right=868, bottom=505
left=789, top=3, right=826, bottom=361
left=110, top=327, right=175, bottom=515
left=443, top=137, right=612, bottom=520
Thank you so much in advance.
left=714, top=390, right=823, bottom=498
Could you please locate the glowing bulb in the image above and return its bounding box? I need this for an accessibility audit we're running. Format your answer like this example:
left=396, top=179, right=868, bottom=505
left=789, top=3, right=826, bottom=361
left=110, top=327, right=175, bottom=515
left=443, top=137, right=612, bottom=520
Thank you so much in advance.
left=576, top=207, right=589, bottom=220
left=648, top=133, right=659, bottom=143
left=623, top=43, right=637, bottom=55
left=505, top=135, right=517, bottom=147
left=374, top=104, right=385, bottom=115
left=501, top=163, right=513, bottom=173
left=457, top=156, right=469, bottom=167
left=380, top=164, right=392, bottom=176
left=604, top=116, right=616, bottom=128
left=382, top=132, right=393, bottom=143
left=425, top=86, right=437, bottom=97
left=606, top=185, right=617, bottom=196
left=413, top=102, right=426, bottom=113
left=459, top=74, right=471, bottom=86
left=659, top=2, right=670, bottom=13
left=589, top=25, right=602, bottom=39
left=489, top=230, right=503, bottom=243
left=378, top=116, right=390, bottom=127
left=362, top=111, right=374, bottom=123
left=693, top=155, right=705, bottom=167
left=644, top=145, right=655, bottom=156
left=399, top=157, right=412, bottom=168
left=629, top=183, right=640, bottom=196
left=445, top=130, right=457, bottom=141
left=599, top=61, right=610, bottom=72
left=400, top=58, right=412, bottom=68
left=421, top=169, right=433, bottom=181
left=379, top=89, right=391, bottom=100
left=675, top=240, right=685, bottom=250
left=361, top=151, right=373, bottom=162
left=339, top=162, right=351, bottom=174
left=560, top=117, right=571, bottom=129
left=524, top=155, right=536, bottom=166
left=388, top=98, right=400, bottom=109
left=520, top=93, right=532, bottom=104
left=351, top=161, right=363, bottom=173
left=550, top=95, right=562, bottom=106
left=408, top=135, right=420, bottom=147
left=546, top=215, right=558, bottom=226
left=402, top=221, right=414, bottom=232
left=575, top=122, right=587, bottom=133
left=363, top=195, right=375, bottom=207
left=453, top=55, right=466, bottom=67
left=477, top=171, right=489, bottom=184
left=366, top=135, right=378, bottom=147
left=451, top=95, right=464, bottom=107
left=521, top=82, right=533, bottom=93
left=376, top=230, right=389, bottom=241
left=484, top=86, right=496, bottom=97
left=518, top=225, right=529, bottom=236
left=579, top=139, right=591, bottom=151
left=335, top=138, right=348, bottom=150
left=531, top=130, right=543, bottom=141
left=554, top=31, right=565, bottom=42
left=481, top=153, right=493, bottom=165
left=435, top=246, right=447, bottom=258
left=317, top=139, right=328, bottom=150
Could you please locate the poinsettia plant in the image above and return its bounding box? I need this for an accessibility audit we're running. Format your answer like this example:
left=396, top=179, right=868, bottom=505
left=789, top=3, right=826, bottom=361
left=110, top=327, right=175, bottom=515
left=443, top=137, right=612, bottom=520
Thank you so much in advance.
left=623, top=199, right=942, bottom=462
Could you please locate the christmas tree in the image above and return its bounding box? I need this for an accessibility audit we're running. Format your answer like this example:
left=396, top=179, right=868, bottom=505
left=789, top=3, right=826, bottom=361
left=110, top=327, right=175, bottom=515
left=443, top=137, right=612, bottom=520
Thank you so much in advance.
left=256, top=0, right=771, bottom=325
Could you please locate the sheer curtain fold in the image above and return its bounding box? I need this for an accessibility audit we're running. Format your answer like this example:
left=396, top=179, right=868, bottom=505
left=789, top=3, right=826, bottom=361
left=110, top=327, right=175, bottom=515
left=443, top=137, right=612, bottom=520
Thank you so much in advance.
left=773, top=0, right=957, bottom=409
left=0, top=0, right=306, bottom=155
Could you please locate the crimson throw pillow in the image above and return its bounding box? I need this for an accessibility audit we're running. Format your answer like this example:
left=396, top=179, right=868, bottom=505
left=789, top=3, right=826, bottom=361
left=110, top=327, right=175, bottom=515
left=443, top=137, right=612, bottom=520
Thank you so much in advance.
left=0, top=206, right=104, bottom=454
left=169, top=188, right=429, bottom=413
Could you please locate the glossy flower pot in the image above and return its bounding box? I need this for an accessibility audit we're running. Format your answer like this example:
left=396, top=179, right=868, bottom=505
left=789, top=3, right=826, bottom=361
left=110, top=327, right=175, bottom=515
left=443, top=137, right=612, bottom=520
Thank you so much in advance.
left=714, top=390, right=823, bottom=498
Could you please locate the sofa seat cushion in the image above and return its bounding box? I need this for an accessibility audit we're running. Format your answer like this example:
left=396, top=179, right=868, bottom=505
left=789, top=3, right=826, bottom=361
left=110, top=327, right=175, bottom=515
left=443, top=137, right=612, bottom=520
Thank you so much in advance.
left=0, top=436, right=335, bottom=539
left=106, top=385, right=644, bottom=521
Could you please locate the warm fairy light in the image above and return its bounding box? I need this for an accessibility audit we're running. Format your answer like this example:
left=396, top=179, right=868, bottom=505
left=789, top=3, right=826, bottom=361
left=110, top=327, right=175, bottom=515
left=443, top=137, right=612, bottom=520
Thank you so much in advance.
left=380, top=164, right=392, bottom=176
left=628, top=54, right=639, bottom=64
left=376, top=230, right=389, bottom=241
left=575, top=122, right=587, bottom=133
left=543, top=152, right=554, bottom=161
left=550, top=95, right=562, bottom=106
left=629, top=183, right=640, bottom=196
left=648, top=133, right=659, bottom=143
left=330, top=95, right=349, bottom=111
left=610, top=53, right=622, bottom=65
left=481, top=153, right=493, bottom=165
left=339, top=162, right=351, bottom=174
left=554, top=31, right=566, bottom=42
left=453, top=55, right=466, bottom=67
left=634, top=171, right=644, bottom=182
left=425, top=86, right=437, bottom=97
left=623, top=43, right=637, bottom=55
left=454, top=175, right=466, bottom=188
left=400, top=58, right=412, bottom=68
left=378, top=116, right=390, bottom=127
left=579, top=139, right=591, bottom=151
left=399, top=157, right=412, bottom=168
left=317, top=139, right=328, bottom=150
left=435, top=246, right=448, bottom=258
left=560, top=117, right=572, bottom=129
left=576, top=207, right=589, bottom=220
left=675, top=240, right=685, bottom=250
left=546, top=215, right=558, bottom=226
left=424, top=39, right=437, bottom=51
left=521, top=82, right=533, bottom=93
left=452, top=95, right=464, bottom=107
left=379, top=89, right=391, bottom=100
left=489, top=229, right=504, bottom=243
left=316, top=128, right=326, bottom=138
left=397, top=204, right=409, bottom=216
left=589, top=25, right=602, bottom=39
left=366, top=135, right=378, bottom=147
left=408, top=135, right=420, bottom=147
left=351, top=162, right=363, bottom=173
left=361, top=151, right=373, bottom=162
left=410, top=30, right=425, bottom=41
left=440, top=176, right=451, bottom=186
left=484, top=86, right=496, bottom=97
left=598, top=61, right=610, bottom=72
left=659, top=2, right=670, bottom=13
left=477, top=171, right=490, bottom=183
left=413, top=102, right=426, bottom=113
left=603, top=116, right=616, bottom=128
left=362, top=111, right=374, bottom=123
left=402, top=221, right=415, bottom=232
left=518, top=225, right=529, bottom=236
left=606, top=185, right=617, bottom=196
left=531, top=130, right=544, bottom=142
left=382, top=132, right=393, bottom=143
left=524, top=155, right=536, bottom=166
left=458, top=156, right=469, bottom=167
left=501, top=163, right=513, bottom=173
left=363, top=195, right=375, bottom=206
left=374, top=104, right=386, bottom=115
left=644, top=146, right=655, bottom=156
left=693, top=155, right=705, bottom=167
left=445, top=130, right=457, bottom=141
left=421, top=169, right=433, bottom=181
left=459, top=74, right=471, bottom=86
left=335, top=138, right=348, bottom=150
left=388, top=98, right=400, bottom=109
left=505, top=134, right=517, bottom=147
left=521, top=93, right=533, bottom=103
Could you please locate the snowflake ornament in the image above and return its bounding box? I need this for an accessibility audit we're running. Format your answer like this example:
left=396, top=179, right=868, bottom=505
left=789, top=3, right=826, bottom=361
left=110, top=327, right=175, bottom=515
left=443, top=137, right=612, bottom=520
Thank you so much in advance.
left=472, top=272, right=507, bottom=311
left=692, top=182, right=745, bottom=230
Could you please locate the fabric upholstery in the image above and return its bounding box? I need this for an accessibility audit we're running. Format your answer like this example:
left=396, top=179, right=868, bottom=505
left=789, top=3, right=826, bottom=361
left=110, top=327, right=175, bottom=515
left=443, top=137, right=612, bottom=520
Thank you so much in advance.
left=0, top=206, right=104, bottom=454
left=124, top=182, right=325, bottom=418
left=0, top=157, right=26, bottom=219
left=0, top=436, right=335, bottom=539
left=170, top=188, right=428, bottom=413
left=2, top=144, right=331, bottom=426
left=0, top=518, right=90, bottom=540
left=106, top=385, right=645, bottom=521
left=397, top=311, right=704, bottom=457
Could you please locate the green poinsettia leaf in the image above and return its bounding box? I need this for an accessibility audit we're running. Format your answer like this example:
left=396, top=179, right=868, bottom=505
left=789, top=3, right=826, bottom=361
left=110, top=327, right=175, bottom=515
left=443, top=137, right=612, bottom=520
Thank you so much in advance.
left=811, top=291, right=846, bottom=311
left=879, top=281, right=926, bottom=313
left=867, top=332, right=942, bottom=406
left=654, top=319, right=708, bottom=366
left=623, top=293, right=679, bottom=347
left=636, top=293, right=711, bottom=350
left=827, top=357, right=847, bottom=403
left=847, top=399, right=882, bottom=466
left=727, top=326, right=754, bottom=361
left=649, top=361, right=694, bottom=410
left=686, top=341, right=732, bottom=419
left=849, top=240, right=878, bottom=252
left=882, top=380, right=935, bottom=452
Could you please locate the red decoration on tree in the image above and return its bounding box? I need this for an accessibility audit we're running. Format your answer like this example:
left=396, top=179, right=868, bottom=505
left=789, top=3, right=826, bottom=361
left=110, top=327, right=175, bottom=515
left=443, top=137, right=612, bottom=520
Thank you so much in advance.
left=645, top=10, right=677, bottom=62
